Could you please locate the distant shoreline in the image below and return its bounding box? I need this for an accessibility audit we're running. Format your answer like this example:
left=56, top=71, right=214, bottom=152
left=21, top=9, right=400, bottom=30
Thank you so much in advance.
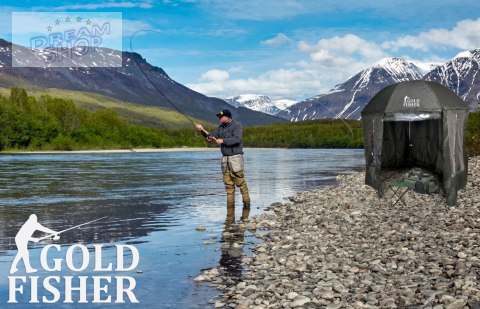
left=0, top=147, right=215, bottom=154
left=0, top=147, right=296, bottom=154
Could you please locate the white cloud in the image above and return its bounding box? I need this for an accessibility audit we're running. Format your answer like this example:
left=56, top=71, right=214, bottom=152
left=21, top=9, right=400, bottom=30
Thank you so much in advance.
left=187, top=16, right=480, bottom=100
left=299, top=34, right=386, bottom=64
left=200, top=69, right=230, bottom=81
left=261, top=33, right=292, bottom=47
left=382, top=18, right=480, bottom=52
left=188, top=66, right=325, bottom=100
left=187, top=35, right=389, bottom=99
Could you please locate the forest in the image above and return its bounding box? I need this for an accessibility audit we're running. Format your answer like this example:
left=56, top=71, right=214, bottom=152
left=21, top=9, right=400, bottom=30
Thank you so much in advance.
left=0, top=88, right=478, bottom=156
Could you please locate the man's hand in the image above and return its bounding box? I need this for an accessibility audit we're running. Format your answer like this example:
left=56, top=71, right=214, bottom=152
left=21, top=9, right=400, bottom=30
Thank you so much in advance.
left=195, top=123, right=204, bottom=131
left=215, top=138, right=224, bottom=145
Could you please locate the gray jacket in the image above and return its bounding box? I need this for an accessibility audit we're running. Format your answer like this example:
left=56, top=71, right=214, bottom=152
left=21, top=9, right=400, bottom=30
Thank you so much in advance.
left=209, top=119, right=244, bottom=156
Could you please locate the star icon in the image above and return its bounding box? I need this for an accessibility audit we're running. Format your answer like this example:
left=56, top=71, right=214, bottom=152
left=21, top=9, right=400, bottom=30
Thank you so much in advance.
left=86, top=19, right=91, bottom=25
left=55, top=19, right=60, bottom=25
left=76, top=16, right=82, bottom=22
left=65, top=16, right=71, bottom=23
left=47, top=25, right=52, bottom=32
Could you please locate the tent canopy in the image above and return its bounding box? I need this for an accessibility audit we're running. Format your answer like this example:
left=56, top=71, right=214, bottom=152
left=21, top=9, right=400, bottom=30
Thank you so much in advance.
left=361, top=80, right=469, bottom=206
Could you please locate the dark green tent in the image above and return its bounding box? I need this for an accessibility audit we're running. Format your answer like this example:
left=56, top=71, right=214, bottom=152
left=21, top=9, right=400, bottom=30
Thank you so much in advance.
left=361, top=80, right=469, bottom=206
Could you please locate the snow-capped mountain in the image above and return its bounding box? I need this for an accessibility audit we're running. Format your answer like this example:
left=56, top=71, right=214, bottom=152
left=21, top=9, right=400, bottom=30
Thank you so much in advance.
left=278, top=57, right=424, bottom=121
left=424, top=49, right=480, bottom=111
left=0, top=38, right=283, bottom=126
left=225, top=94, right=296, bottom=115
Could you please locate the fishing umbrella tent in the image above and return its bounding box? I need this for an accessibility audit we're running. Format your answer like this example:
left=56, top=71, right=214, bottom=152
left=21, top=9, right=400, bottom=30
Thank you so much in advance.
left=361, top=80, right=469, bottom=206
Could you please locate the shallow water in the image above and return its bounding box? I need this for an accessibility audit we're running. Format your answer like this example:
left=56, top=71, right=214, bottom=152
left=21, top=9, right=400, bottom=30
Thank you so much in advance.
left=0, top=148, right=364, bottom=308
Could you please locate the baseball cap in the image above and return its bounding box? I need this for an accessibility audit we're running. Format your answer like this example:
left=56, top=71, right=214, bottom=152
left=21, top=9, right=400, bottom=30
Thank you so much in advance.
left=216, top=109, right=232, bottom=118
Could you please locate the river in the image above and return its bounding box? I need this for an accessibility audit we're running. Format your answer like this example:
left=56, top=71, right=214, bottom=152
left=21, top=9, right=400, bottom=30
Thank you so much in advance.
left=0, top=148, right=364, bottom=308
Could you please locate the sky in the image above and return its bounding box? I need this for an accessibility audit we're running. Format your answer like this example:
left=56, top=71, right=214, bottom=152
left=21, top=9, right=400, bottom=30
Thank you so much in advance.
left=1, top=0, right=480, bottom=101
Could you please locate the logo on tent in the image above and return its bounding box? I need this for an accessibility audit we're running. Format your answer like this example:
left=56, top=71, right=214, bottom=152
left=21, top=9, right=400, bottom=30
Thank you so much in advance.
left=403, top=96, right=420, bottom=108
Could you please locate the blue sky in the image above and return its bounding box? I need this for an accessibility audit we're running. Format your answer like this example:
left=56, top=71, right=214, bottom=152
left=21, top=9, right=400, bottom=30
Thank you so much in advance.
left=1, top=0, right=480, bottom=101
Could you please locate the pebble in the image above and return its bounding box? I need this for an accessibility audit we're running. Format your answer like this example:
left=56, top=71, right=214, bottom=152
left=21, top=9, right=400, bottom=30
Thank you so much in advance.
left=290, top=296, right=311, bottom=307
left=326, top=303, right=342, bottom=309
left=198, top=156, right=480, bottom=308
left=445, top=299, right=468, bottom=309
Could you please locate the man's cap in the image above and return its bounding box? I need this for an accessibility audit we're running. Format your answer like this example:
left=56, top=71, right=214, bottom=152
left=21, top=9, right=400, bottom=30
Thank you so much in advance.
left=216, top=109, right=232, bottom=118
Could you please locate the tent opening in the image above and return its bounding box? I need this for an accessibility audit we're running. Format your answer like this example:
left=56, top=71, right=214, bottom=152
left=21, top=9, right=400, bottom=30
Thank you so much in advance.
left=381, top=119, right=443, bottom=177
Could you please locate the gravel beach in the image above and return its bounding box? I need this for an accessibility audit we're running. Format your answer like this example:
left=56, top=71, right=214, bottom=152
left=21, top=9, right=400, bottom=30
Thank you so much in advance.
left=202, top=156, right=480, bottom=308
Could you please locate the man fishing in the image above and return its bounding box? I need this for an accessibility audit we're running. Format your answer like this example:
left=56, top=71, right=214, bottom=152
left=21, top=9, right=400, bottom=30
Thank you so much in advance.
left=195, top=109, right=251, bottom=209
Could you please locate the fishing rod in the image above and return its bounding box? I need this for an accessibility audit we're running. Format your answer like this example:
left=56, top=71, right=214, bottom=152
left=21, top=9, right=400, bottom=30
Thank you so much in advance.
left=38, top=216, right=108, bottom=241
left=130, top=29, right=216, bottom=140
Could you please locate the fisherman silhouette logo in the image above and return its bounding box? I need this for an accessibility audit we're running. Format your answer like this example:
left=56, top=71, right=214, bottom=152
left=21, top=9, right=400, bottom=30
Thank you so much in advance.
left=7, top=214, right=140, bottom=304
left=10, top=214, right=59, bottom=274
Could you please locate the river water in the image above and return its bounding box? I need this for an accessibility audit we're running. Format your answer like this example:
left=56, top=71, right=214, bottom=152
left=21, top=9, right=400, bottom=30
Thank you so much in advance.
left=0, top=148, right=364, bottom=308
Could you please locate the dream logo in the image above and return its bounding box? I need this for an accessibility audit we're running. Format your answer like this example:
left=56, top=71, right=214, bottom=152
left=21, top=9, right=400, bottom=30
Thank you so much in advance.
left=8, top=214, right=140, bottom=304
left=12, top=12, right=123, bottom=68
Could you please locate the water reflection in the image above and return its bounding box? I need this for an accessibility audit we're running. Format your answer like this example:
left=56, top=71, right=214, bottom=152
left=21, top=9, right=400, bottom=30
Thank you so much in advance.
left=219, top=205, right=250, bottom=282
left=0, top=197, right=173, bottom=252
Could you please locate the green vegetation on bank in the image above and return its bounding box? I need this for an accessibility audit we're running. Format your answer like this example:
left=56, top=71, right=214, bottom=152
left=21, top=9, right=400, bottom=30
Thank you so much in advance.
left=466, top=110, right=480, bottom=157
left=244, top=119, right=364, bottom=148
left=0, top=86, right=210, bottom=129
left=0, top=88, right=478, bottom=156
left=0, top=88, right=207, bottom=151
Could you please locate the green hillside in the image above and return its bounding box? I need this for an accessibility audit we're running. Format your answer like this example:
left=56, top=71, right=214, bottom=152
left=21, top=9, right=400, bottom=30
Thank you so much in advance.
left=0, top=88, right=209, bottom=151
left=0, top=87, right=213, bottom=129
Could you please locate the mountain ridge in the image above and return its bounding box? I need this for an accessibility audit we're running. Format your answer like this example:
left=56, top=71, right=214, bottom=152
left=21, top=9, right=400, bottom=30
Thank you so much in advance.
left=0, top=38, right=284, bottom=127
left=225, top=94, right=297, bottom=115
left=279, top=53, right=480, bottom=121
left=278, top=57, right=424, bottom=121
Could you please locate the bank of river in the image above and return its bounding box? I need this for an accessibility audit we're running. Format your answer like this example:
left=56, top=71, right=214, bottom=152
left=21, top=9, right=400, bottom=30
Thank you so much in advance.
left=209, top=156, right=480, bottom=308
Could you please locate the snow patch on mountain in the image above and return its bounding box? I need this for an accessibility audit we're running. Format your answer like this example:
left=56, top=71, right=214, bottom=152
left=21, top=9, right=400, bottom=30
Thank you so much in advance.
left=273, top=99, right=297, bottom=110
left=410, top=61, right=441, bottom=75
left=454, top=51, right=472, bottom=60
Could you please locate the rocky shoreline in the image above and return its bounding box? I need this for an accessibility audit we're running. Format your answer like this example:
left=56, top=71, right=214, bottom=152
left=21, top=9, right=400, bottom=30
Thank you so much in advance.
left=202, top=156, right=480, bottom=308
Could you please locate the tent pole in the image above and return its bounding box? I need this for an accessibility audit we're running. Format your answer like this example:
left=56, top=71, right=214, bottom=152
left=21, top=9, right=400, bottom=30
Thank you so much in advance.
left=408, top=121, right=411, bottom=166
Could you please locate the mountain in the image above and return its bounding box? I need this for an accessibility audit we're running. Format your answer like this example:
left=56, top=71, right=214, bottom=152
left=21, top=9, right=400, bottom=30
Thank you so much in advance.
left=0, top=39, right=284, bottom=127
left=424, top=49, right=480, bottom=111
left=278, top=57, right=424, bottom=121
left=225, top=94, right=296, bottom=115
